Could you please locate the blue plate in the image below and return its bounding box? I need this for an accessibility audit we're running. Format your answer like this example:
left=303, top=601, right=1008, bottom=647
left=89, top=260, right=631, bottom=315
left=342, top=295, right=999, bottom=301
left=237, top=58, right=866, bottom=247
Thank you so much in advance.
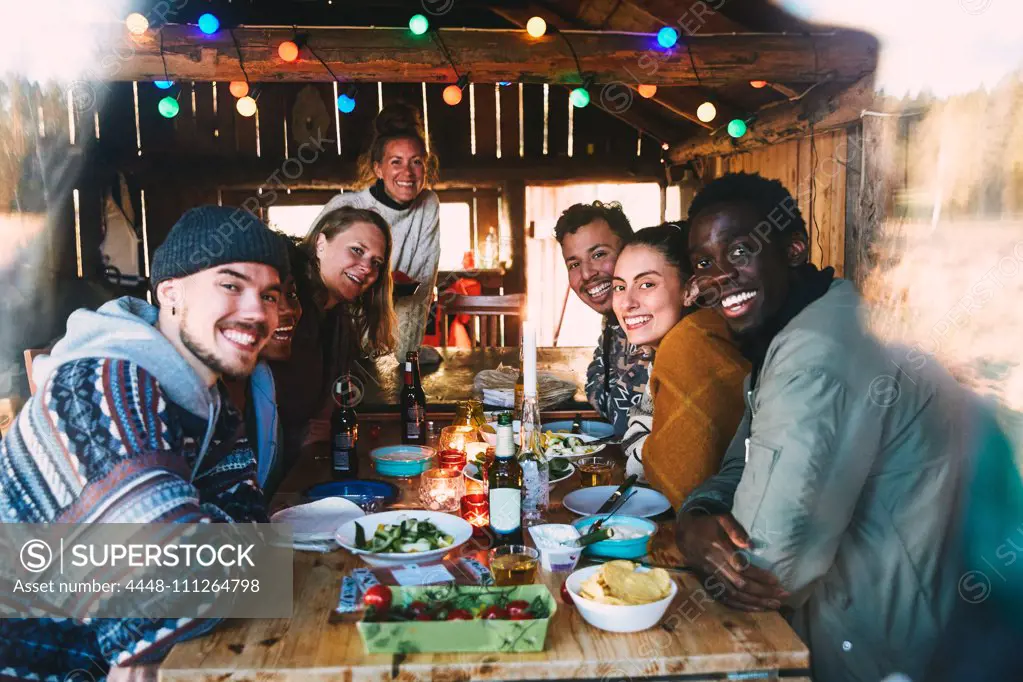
left=544, top=420, right=615, bottom=440
left=303, top=480, right=399, bottom=506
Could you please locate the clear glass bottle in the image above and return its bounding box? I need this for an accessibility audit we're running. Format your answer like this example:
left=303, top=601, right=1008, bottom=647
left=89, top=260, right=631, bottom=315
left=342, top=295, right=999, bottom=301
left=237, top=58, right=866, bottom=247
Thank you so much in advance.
left=482, top=227, right=498, bottom=269
left=518, top=394, right=549, bottom=525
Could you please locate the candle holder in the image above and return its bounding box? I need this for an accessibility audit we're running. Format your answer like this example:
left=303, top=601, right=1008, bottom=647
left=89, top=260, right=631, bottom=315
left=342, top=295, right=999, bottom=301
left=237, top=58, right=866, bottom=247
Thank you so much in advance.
left=460, top=493, right=489, bottom=532
left=438, top=425, right=479, bottom=453
left=438, top=449, right=468, bottom=472
left=419, top=468, right=464, bottom=513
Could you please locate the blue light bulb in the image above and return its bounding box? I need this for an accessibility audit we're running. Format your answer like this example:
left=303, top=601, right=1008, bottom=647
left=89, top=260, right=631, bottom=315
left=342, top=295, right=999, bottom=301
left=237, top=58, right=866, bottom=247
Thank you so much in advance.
left=337, top=94, right=356, bottom=113
left=154, top=80, right=174, bottom=90
left=198, top=13, right=219, bottom=35
left=657, top=27, right=678, bottom=49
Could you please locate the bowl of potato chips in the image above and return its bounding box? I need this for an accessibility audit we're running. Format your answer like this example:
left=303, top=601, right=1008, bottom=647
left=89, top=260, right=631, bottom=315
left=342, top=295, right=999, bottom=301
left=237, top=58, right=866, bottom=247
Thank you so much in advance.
left=565, top=561, right=677, bottom=633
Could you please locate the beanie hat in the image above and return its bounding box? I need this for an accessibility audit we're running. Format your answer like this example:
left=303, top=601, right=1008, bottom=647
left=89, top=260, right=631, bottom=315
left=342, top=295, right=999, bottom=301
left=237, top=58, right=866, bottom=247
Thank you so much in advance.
left=150, top=206, right=290, bottom=289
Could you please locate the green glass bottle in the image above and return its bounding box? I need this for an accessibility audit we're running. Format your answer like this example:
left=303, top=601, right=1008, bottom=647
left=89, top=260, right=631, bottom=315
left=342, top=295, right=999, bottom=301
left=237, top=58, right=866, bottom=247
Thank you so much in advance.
left=488, top=412, right=523, bottom=545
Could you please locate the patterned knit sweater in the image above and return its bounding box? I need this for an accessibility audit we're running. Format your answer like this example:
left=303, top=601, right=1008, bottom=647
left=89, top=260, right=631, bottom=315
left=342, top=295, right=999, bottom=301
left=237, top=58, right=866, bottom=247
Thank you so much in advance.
left=0, top=298, right=267, bottom=680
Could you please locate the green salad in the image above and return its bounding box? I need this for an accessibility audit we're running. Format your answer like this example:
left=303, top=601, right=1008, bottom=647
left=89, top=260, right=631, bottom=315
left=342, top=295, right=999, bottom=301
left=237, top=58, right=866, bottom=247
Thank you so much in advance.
left=354, top=518, right=455, bottom=554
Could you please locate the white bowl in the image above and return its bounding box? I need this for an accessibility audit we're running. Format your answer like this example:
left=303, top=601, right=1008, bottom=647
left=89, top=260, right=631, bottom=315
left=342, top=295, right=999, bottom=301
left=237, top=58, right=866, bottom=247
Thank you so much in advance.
left=565, top=564, right=678, bottom=633
left=335, top=510, right=473, bottom=567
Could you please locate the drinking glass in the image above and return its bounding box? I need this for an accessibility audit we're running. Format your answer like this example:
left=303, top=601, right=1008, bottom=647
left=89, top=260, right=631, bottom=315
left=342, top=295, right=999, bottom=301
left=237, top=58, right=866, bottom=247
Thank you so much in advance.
left=576, top=456, right=614, bottom=488
left=488, top=545, right=539, bottom=586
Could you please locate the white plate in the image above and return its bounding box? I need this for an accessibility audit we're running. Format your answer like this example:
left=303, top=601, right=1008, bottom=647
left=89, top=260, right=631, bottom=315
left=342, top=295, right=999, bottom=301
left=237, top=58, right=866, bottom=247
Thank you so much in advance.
left=270, top=497, right=365, bottom=542
left=462, top=460, right=575, bottom=487
left=335, top=510, right=474, bottom=567
left=542, top=432, right=607, bottom=459
left=562, top=486, right=672, bottom=518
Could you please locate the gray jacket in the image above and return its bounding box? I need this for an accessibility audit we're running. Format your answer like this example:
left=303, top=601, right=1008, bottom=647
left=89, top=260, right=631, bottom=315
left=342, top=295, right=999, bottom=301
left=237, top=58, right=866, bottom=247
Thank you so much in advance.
left=682, top=280, right=977, bottom=682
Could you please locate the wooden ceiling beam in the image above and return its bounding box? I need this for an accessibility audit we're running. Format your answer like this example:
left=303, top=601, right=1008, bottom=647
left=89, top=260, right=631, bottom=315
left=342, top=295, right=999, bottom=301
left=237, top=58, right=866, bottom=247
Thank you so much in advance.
left=103, top=24, right=876, bottom=87
left=580, top=0, right=748, bottom=35
left=667, top=75, right=875, bottom=163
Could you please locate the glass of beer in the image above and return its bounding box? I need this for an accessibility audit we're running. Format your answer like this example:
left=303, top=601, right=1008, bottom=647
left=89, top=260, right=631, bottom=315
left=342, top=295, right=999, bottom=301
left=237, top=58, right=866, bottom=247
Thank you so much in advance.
left=576, top=456, right=614, bottom=487
left=489, top=545, right=539, bottom=586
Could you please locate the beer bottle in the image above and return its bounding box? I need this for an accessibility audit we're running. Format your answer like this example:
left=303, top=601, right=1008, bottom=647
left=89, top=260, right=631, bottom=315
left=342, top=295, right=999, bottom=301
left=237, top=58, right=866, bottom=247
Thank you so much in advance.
left=488, top=413, right=523, bottom=545
left=331, top=376, right=359, bottom=479
left=401, top=352, right=427, bottom=444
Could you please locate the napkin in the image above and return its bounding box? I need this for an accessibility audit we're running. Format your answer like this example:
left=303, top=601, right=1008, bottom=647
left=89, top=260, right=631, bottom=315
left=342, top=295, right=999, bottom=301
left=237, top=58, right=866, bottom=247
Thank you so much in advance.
left=271, top=497, right=365, bottom=551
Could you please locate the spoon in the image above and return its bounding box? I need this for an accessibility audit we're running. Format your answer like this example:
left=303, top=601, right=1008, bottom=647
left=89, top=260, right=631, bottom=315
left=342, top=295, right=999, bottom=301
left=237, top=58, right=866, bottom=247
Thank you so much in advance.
left=589, top=489, right=637, bottom=534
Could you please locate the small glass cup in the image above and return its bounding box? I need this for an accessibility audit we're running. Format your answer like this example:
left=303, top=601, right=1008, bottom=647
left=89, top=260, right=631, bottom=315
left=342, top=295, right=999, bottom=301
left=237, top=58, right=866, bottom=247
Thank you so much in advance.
left=418, top=468, right=465, bottom=513
left=439, top=425, right=479, bottom=453
left=489, top=545, right=540, bottom=586
left=459, top=493, right=489, bottom=531
left=576, top=455, right=615, bottom=488
left=438, top=449, right=468, bottom=472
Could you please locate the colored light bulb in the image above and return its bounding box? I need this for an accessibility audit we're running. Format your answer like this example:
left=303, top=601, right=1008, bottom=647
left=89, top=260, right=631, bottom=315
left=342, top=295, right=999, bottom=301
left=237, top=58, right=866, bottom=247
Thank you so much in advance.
left=337, top=93, right=356, bottom=113
left=236, top=96, right=257, bottom=117
left=197, top=13, right=219, bottom=35
left=657, top=27, right=678, bottom=48
left=750, top=80, right=768, bottom=89
left=278, top=40, right=299, bottom=62
left=158, top=96, right=179, bottom=118
left=443, top=84, right=463, bottom=105
left=154, top=80, right=174, bottom=90
left=570, top=87, right=590, bottom=108
left=696, top=101, right=717, bottom=122
left=727, top=119, right=747, bottom=138
left=229, top=81, right=249, bottom=98
left=637, top=84, right=657, bottom=98
left=526, top=16, right=547, bottom=38
left=409, top=14, right=429, bottom=35
left=126, top=13, right=149, bottom=35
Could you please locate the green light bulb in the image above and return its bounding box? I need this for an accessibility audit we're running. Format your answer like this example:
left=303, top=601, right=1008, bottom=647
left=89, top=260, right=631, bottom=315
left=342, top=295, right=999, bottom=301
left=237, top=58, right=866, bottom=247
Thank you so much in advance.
left=727, top=119, right=747, bottom=138
left=570, top=87, right=590, bottom=108
left=158, top=96, right=180, bottom=119
left=409, top=14, right=429, bottom=35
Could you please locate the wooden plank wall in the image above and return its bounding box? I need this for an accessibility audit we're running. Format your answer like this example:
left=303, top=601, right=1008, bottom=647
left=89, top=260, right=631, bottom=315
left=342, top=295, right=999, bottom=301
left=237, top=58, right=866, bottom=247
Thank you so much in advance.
left=706, top=129, right=850, bottom=276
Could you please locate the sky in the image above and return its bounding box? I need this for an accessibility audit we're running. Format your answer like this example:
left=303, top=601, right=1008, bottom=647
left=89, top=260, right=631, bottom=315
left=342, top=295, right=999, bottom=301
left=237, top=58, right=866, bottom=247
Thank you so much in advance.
left=777, top=0, right=1023, bottom=97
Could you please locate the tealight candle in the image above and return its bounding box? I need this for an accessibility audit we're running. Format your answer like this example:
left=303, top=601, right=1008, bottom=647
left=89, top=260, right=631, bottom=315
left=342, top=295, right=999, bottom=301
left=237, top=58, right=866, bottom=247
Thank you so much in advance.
left=439, top=425, right=478, bottom=453
left=419, top=468, right=464, bottom=513
left=460, top=493, right=489, bottom=530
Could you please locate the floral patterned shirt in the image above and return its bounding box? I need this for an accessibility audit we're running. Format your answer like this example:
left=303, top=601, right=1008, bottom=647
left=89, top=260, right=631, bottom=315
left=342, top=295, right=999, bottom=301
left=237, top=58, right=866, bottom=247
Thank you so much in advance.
left=584, top=316, right=652, bottom=437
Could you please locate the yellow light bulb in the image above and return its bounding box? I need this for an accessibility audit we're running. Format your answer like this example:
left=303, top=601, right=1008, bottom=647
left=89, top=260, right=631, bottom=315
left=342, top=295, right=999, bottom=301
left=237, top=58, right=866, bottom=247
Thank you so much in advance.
left=126, top=12, right=149, bottom=35
left=229, top=81, right=249, bottom=98
left=236, top=96, right=257, bottom=117
left=637, top=84, right=657, bottom=98
left=696, top=101, right=717, bottom=123
left=526, top=16, right=547, bottom=38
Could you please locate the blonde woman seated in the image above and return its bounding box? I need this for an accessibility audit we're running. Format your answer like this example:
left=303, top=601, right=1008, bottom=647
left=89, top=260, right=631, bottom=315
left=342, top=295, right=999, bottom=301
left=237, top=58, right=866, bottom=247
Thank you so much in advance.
left=614, top=224, right=749, bottom=509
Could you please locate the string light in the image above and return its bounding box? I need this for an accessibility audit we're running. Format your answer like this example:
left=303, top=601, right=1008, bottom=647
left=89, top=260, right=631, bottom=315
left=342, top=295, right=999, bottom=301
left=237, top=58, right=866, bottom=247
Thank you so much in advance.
left=637, top=84, right=657, bottom=98
left=337, top=93, right=356, bottom=113
left=409, top=14, right=429, bottom=35
left=197, top=13, right=220, bottom=35
left=696, top=101, right=717, bottom=123
left=229, top=81, right=249, bottom=98
left=750, top=80, right=768, bottom=89
left=236, top=96, right=257, bottom=117
left=727, top=119, right=747, bottom=138
left=657, top=27, right=678, bottom=49
left=278, top=40, right=299, bottom=62
left=158, top=96, right=179, bottom=118
left=126, top=12, right=149, bottom=35
left=154, top=80, right=174, bottom=90
left=569, top=86, right=590, bottom=108
left=443, top=84, right=463, bottom=106
left=526, top=17, right=547, bottom=38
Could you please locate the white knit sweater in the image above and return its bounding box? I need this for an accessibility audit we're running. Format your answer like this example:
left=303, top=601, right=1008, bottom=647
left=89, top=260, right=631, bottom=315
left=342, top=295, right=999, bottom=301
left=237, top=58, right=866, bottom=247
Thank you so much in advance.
left=312, top=187, right=441, bottom=359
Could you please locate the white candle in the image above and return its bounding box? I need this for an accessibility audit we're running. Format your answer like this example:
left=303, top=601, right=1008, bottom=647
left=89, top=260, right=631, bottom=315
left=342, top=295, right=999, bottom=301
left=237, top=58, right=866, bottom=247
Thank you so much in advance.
left=523, top=321, right=537, bottom=397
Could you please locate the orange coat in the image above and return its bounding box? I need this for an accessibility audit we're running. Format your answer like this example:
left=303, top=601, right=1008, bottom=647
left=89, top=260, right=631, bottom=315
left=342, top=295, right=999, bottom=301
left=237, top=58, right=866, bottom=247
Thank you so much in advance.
left=643, top=309, right=750, bottom=509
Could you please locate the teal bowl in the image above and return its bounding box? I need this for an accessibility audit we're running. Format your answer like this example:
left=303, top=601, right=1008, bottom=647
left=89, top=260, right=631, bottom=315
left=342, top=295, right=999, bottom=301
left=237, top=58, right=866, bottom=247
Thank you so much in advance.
left=370, top=445, right=436, bottom=477
left=572, top=515, right=657, bottom=560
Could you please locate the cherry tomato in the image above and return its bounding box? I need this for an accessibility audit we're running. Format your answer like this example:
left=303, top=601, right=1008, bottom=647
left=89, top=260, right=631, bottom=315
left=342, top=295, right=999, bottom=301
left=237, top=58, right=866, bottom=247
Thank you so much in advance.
left=510, top=612, right=534, bottom=620
left=560, top=581, right=573, bottom=605
left=446, top=609, right=473, bottom=620
left=407, top=601, right=429, bottom=617
left=506, top=600, right=531, bottom=618
left=480, top=605, right=508, bottom=620
left=362, top=585, right=392, bottom=611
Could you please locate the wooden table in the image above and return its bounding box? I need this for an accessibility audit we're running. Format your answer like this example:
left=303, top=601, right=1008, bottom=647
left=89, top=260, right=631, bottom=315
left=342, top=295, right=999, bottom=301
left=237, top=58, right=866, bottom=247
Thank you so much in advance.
left=351, top=347, right=598, bottom=418
left=160, top=426, right=810, bottom=681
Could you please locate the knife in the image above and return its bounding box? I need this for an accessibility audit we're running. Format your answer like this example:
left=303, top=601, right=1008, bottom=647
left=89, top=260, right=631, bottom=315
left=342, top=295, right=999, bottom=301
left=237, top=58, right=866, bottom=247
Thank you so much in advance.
left=596, top=474, right=638, bottom=515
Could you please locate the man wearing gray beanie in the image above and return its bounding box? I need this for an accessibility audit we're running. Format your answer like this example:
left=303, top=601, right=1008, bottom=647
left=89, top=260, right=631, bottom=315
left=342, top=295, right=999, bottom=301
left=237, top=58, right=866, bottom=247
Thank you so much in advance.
left=0, top=206, right=289, bottom=678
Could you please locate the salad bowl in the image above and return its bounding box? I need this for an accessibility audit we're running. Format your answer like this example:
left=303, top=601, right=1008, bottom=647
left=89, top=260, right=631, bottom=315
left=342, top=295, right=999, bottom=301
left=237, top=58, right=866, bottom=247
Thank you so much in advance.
left=335, top=510, right=474, bottom=566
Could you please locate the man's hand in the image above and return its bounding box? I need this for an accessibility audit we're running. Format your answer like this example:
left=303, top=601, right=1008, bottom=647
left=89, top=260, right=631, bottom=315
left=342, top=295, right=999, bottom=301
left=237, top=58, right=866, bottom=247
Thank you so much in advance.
left=676, top=511, right=788, bottom=611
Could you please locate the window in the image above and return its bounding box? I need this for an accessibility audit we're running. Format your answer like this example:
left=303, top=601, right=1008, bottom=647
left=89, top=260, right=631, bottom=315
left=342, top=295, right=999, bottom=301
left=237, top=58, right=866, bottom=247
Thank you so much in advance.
left=266, top=205, right=323, bottom=239
left=438, top=202, right=472, bottom=270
